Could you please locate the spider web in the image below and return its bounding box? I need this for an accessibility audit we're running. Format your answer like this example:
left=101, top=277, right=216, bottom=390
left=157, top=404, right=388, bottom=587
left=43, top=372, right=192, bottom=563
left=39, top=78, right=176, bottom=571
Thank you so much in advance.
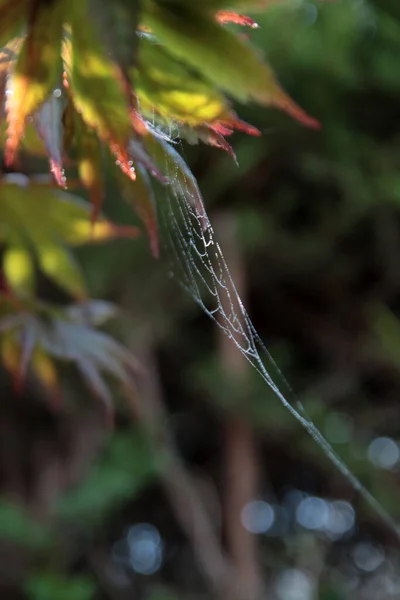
left=153, top=132, right=400, bottom=540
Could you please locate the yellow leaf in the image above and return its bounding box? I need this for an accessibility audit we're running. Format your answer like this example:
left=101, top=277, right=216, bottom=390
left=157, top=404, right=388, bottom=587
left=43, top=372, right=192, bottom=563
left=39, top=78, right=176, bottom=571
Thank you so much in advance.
left=0, top=332, right=20, bottom=385
left=5, top=0, right=64, bottom=165
left=144, top=2, right=319, bottom=128
left=3, top=242, right=35, bottom=297
left=34, top=238, right=88, bottom=300
left=76, top=121, right=104, bottom=225
left=135, top=37, right=231, bottom=126
left=32, top=349, right=60, bottom=407
left=66, top=0, right=135, bottom=179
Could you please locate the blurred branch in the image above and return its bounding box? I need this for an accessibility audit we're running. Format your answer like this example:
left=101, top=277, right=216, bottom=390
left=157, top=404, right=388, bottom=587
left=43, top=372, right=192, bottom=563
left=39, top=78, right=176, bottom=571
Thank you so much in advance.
left=214, top=213, right=263, bottom=600
left=127, top=333, right=234, bottom=600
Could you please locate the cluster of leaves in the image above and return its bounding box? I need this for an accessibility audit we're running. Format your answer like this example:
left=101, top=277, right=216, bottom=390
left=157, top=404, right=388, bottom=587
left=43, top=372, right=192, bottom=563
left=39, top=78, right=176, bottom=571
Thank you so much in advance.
left=0, top=0, right=319, bottom=408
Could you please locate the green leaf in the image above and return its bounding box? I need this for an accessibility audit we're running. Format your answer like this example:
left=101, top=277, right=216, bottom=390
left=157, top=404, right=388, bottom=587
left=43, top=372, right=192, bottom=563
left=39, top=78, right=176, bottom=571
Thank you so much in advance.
left=3, top=240, right=35, bottom=297
left=34, top=93, right=66, bottom=188
left=118, top=162, right=159, bottom=257
left=144, top=1, right=319, bottom=127
left=0, top=0, right=28, bottom=48
left=0, top=177, right=139, bottom=298
left=66, top=0, right=136, bottom=179
left=33, top=235, right=88, bottom=300
left=5, top=0, right=64, bottom=165
left=91, top=0, right=140, bottom=74
left=0, top=176, right=139, bottom=246
left=75, top=116, right=105, bottom=224
left=135, top=35, right=232, bottom=126
left=0, top=500, right=50, bottom=549
left=57, top=432, right=155, bottom=524
left=26, top=573, right=95, bottom=600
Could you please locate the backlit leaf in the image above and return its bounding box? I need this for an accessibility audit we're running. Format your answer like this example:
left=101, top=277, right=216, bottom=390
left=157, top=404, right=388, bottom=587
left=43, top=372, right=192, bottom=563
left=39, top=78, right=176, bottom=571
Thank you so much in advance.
left=5, top=0, right=64, bottom=165
left=144, top=2, right=319, bottom=128
left=0, top=177, right=139, bottom=299
left=66, top=0, right=136, bottom=180
left=135, top=36, right=231, bottom=126
left=3, top=241, right=35, bottom=297
left=180, top=124, right=237, bottom=160
left=33, top=236, right=88, bottom=300
left=76, top=120, right=104, bottom=225
left=216, top=11, right=260, bottom=27
left=0, top=176, right=139, bottom=247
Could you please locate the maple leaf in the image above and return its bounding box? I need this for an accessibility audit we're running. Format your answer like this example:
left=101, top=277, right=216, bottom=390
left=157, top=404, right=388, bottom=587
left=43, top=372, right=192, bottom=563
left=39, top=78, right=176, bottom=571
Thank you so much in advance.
left=0, top=0, right=320, bottom=260
left=5, top=0, right=64, bottom=165
left=0, top=295, right=138, bottom=416
left=0, top=174, right=139, bottom=300
left=0, top=0, right=323, bottom=398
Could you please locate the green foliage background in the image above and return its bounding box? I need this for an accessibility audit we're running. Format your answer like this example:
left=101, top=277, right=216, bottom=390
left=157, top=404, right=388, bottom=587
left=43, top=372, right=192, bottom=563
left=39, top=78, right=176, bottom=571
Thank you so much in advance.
left=2, top=0, right=400, bottom=599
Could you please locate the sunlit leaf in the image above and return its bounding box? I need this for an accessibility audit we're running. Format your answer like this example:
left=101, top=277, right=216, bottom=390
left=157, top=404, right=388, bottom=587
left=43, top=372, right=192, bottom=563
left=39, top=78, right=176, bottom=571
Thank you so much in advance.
left=3, top=241, right=35, bottom=297
left=216, top=11, right=260, bottom=27
left=0, top=37, right=23, bottom=122
left=65, top=0, right=136, bottom=180
left=33, top=236, right=88, bottom=300
left=76, top=119, right=104, bottom=225
left=0, top=176, right=139, bottom=247
left=144, top=2, right=319, bottom=128
left=135, top=36, right=232, bottom=126
left=91, top=0, right=140, bottom=75
left=0, top=177, right=140, bottom=299
left=5, top=0, right=64, bottom=165
left=180, top=124, right=237, bottom=160
left=128, top=136, right=167, bottom=182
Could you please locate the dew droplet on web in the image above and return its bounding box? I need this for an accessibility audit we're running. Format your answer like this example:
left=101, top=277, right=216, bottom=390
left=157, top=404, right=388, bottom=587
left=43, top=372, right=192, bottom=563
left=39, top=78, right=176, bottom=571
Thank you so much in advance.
left=53, top=88, right=62, bottom=98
